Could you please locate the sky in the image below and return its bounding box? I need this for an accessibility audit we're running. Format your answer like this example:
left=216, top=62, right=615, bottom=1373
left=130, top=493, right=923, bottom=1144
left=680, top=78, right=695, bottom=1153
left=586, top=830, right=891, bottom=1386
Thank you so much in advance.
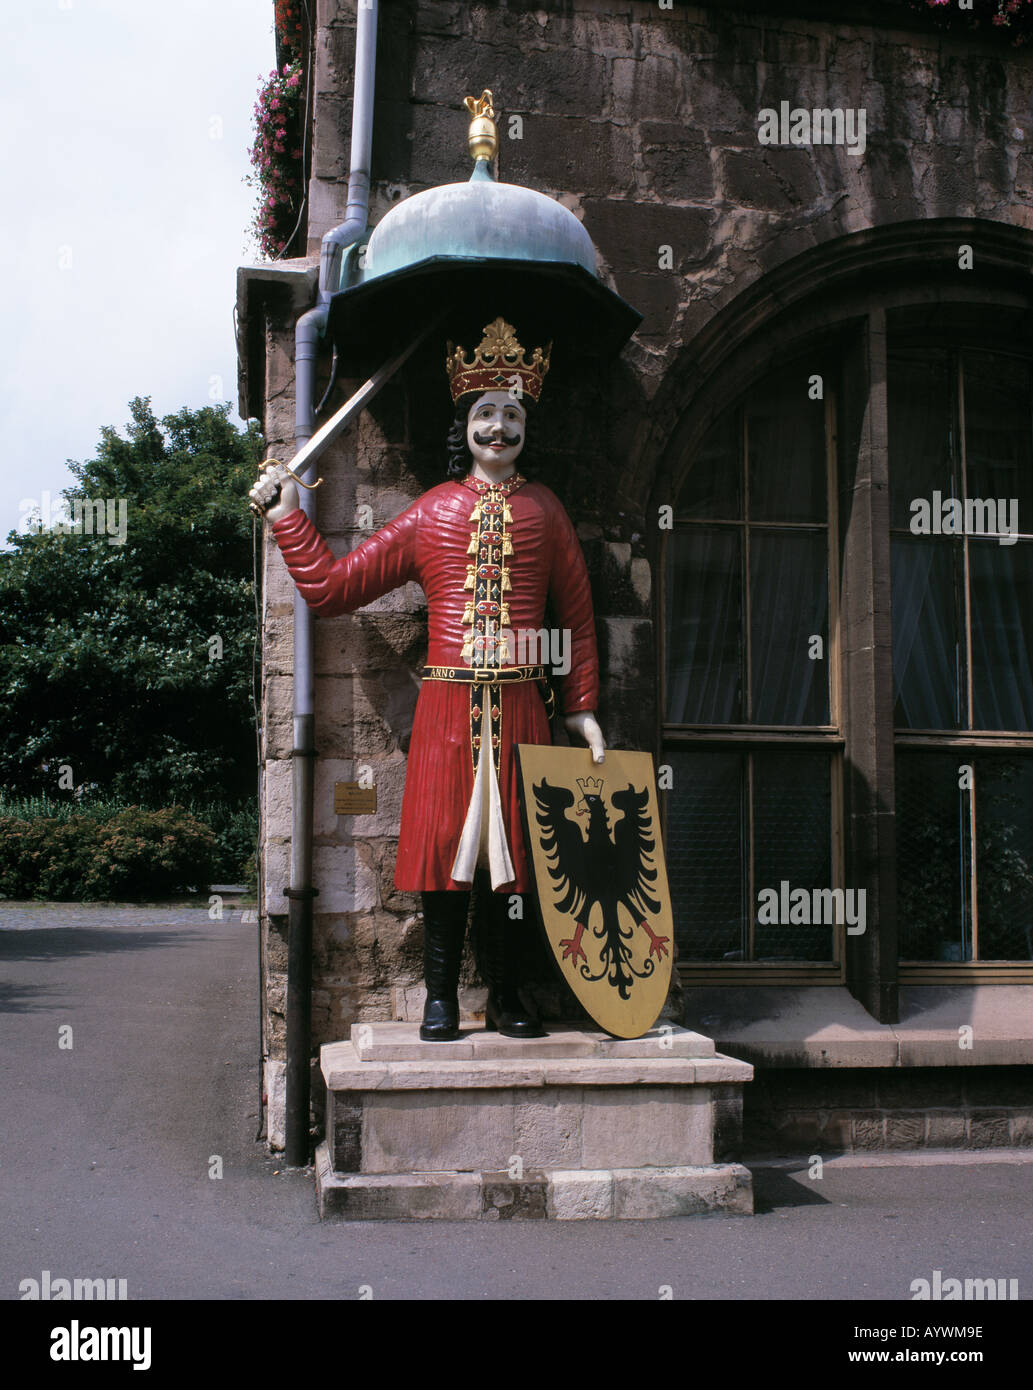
left=0, top=0, right=276, bottom=545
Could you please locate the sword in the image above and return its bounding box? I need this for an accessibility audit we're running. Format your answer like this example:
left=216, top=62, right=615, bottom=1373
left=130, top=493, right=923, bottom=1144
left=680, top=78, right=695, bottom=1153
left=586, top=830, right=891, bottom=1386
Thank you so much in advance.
left=249, top=313, right=445, bottom=515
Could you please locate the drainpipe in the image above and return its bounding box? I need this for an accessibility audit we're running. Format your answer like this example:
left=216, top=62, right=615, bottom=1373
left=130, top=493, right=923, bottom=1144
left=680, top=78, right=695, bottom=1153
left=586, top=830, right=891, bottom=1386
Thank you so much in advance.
left=283, top=0, right=378, bottom=1169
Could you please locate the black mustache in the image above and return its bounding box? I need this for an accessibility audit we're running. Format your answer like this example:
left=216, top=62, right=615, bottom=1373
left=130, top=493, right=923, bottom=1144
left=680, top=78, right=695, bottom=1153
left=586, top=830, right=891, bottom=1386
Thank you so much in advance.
left=472, top=429, right=522, bottom=447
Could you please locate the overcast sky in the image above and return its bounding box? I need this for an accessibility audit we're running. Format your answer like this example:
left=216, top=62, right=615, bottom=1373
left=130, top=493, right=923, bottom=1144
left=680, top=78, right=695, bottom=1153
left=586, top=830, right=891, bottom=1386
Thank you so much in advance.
left=0, top=0, right=276, bottom=544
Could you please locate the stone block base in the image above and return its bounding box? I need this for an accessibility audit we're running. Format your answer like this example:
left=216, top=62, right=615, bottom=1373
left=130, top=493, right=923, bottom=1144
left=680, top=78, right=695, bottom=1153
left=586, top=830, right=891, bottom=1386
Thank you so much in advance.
left=316, top=1142, right=753, bottom=1220
left=317, top=1022, right=753, bottom=1219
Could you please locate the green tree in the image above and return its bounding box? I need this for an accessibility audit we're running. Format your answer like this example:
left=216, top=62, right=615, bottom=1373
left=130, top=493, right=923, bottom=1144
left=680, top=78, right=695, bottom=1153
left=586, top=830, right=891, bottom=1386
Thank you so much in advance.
left=0, top=398, right=264, bottom=803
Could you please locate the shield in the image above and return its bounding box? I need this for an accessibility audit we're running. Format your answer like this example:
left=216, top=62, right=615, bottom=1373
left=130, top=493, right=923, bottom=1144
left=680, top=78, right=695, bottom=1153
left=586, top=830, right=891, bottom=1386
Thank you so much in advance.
left=515, top=745, right=675, bottom=1039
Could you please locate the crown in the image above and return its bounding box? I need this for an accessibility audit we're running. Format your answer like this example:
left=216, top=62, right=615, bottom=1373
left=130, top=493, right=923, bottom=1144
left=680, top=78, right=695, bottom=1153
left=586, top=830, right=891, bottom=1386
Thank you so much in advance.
left=576, top=777, right=604, bottom=797
left=446, top=318, right=552, bottom=404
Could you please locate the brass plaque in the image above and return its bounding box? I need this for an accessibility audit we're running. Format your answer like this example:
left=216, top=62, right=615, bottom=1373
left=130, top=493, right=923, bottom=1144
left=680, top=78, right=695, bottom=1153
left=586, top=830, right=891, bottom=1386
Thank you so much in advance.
left=516, top=746, right=674, bottom=1039
left=334, top=782, right=377, bottom=815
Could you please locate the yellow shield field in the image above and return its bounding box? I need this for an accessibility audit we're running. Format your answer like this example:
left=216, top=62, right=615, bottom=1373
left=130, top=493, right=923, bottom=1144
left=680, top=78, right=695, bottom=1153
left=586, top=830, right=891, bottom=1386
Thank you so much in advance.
left=515, top=745, right=675, bottom=1039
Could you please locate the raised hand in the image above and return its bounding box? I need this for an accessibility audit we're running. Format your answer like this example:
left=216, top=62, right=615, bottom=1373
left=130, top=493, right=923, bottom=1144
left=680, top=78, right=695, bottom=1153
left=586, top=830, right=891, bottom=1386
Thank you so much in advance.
left=248, top=461, right=299, bottom=522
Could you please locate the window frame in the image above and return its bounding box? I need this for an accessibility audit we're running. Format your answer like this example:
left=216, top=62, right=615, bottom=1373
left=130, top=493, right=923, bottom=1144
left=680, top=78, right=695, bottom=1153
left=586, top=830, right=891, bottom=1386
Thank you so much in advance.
left=660, top=379, right=848, bottom=984
left=888, top=328, right=1033, bottom=979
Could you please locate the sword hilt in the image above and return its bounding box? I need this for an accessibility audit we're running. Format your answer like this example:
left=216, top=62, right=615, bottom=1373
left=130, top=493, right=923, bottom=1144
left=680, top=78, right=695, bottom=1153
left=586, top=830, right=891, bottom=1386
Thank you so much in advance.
left=248, top=457, right=324, bottom=518
left=262, top=457, right=324, bottom=490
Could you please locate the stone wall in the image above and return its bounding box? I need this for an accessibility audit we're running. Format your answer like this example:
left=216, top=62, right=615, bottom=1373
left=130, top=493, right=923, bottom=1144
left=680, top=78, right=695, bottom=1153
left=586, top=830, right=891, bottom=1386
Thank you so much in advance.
left=745, top=1066, right=1033, bottom=1154
left=255, top=0, right=1033, bottom=1143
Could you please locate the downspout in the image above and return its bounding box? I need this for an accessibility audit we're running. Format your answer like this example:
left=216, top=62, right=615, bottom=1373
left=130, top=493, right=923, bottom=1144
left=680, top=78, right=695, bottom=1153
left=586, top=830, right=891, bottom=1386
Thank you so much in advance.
left=284, top=0, right=378, bottom=1168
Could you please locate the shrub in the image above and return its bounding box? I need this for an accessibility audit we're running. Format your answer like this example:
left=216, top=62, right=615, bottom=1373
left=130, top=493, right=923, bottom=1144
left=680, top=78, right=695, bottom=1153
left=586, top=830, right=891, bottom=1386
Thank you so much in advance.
left=81, top=807, right=217, bottom=899
left=0, top=806, right=219, bottom=901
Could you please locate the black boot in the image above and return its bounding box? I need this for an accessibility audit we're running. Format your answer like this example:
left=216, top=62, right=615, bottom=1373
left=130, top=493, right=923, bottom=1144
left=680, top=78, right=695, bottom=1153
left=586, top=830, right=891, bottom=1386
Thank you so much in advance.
left=419, top=891, right=470, bottom=1042
left=480, top=891, right=546, bottom=1039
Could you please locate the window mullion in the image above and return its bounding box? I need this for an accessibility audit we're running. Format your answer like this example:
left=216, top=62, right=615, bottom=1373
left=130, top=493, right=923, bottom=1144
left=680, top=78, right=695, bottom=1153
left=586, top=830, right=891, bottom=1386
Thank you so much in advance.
left=957, top=353, right=980, bottom=959
left=840, top=307, right=899, bottom=1020
left=746, top=751, right=755, bottom=963
left=742, top=408, right=752, bottom=723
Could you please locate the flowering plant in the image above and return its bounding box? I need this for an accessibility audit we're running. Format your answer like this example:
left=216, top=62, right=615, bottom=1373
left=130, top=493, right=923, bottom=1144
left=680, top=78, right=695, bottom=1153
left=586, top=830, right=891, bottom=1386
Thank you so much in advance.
left=247, top=62, right=304, bottom=259
left=908, top=0, right=1033, bottom=43
left=275, top=0, right=305, bottom=62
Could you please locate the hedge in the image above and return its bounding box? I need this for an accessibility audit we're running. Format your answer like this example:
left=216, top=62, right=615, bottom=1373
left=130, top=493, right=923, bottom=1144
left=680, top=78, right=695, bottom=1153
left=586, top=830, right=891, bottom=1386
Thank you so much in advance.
left=0, top=804, right=254, bottom=901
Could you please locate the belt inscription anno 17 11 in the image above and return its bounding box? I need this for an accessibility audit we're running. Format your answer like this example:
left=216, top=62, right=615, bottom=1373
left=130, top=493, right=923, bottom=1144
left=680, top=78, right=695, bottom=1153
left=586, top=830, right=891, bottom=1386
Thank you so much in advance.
left=420, top=665, right=547, bottom=683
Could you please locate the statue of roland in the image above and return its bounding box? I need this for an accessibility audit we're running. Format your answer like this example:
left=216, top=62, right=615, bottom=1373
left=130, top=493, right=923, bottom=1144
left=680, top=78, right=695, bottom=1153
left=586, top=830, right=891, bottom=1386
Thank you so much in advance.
left=249, top=318, right=605, bottom=1041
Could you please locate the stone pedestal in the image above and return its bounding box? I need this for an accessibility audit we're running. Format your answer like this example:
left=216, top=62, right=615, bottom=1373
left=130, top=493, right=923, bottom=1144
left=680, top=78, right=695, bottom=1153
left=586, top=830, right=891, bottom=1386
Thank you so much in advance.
left=316, top=1022, right=754, bottom=1219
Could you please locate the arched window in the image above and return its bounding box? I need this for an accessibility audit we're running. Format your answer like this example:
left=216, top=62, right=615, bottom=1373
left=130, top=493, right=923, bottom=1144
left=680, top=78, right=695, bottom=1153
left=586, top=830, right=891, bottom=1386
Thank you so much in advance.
left=658, top=267, right=1033, bottom=1010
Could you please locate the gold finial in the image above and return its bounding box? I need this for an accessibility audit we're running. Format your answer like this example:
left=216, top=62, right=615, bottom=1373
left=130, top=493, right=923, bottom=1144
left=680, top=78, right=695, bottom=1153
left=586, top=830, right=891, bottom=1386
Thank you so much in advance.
left=464, top=88, right=497, bottom=163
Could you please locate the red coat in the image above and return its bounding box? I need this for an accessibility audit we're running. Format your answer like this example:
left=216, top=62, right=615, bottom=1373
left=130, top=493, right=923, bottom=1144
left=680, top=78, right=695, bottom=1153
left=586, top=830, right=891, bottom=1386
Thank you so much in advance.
left=271, top=474, right=599, bottom=892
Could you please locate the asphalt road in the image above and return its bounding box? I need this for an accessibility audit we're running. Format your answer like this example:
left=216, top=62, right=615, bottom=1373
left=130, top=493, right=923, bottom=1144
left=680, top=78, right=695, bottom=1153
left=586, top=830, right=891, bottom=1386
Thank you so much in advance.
left=1, top=902, right=1031, bottom=1303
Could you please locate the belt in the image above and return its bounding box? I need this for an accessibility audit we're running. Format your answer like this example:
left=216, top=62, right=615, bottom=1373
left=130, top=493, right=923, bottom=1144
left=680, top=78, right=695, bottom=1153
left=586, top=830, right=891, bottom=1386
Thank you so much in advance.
left=421, top=664, right=547, bottom=683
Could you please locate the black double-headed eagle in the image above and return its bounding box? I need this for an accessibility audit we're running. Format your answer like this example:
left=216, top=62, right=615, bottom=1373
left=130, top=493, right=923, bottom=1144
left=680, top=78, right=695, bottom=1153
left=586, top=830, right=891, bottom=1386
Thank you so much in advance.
left=532, top=776, right=670, bottom=1000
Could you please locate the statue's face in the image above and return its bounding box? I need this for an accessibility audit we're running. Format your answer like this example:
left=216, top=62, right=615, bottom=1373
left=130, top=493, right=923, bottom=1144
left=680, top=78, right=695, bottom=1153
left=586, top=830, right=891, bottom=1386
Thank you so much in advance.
left=466, top=391, right=526, bottom=476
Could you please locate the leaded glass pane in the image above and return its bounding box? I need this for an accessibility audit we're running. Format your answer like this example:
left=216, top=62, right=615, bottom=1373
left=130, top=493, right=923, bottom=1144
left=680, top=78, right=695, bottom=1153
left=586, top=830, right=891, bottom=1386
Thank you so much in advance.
left=963, top=352, right=1033, bottom=525
left=665, top=529, right=743, bottom=723
left=888, top=346, right=953, bottom=530
left=676, top=411, right=741, bottom=520
left=896, top=753, right=970, bottom=961
left=975, top=757, right=1033, bottom=961
left=667, top=751, right=746, bottom=960
left=750, top=530, right=830, bottom=725
left=891, top=536, right=963, bottom=729
left=752, top=751, right=834, bottom=961
left=969, top=541, right=1033, bottom=732
left=747, top=370, right=827, bottom=524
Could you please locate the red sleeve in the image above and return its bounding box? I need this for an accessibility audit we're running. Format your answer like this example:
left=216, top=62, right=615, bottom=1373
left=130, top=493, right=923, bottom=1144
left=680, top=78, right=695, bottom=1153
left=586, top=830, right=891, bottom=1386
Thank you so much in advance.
left=270, top=504, right=419, bottom=617
left=546, top=496, right=600, bottom=715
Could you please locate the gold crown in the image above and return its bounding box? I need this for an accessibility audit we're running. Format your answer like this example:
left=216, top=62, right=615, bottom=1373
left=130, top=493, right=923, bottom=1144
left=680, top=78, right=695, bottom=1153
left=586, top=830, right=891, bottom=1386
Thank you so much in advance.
left=576, top=777, right=604, bottom=797
left=446, top=318, right=552, bottom=404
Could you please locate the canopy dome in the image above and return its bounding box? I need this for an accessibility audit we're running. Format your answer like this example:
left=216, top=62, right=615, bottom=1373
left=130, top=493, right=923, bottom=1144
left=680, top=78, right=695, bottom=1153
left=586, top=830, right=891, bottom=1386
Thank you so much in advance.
left=326, top=90, right=640, bottom=365
left=363, top=163, right=598, bottom=281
